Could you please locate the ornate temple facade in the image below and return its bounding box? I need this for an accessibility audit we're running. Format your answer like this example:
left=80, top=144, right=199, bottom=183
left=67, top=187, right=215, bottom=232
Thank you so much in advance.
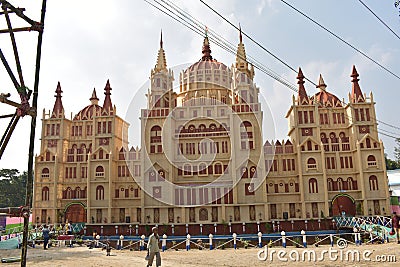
left=32, top=31, right=390, bottom=229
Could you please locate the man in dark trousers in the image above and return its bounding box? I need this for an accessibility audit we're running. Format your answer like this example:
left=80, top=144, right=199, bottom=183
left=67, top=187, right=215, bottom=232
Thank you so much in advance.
left=42, top=225, right=50, bottom=250
left=147, top=227, right=161, bottom=267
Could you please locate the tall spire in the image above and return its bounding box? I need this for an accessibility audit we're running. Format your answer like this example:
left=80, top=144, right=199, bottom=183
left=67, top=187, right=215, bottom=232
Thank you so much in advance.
left=316, top=74, right=327, bottom=91
left=297, top=68, right=309, bottom=105
left=201, top=27, right=213, bottom=61
left=51, top=82, right=64, bottom=118
left=90, top=88, right=99, bottom=105
left=154, top=30, right=167, bottom=72
left=102, top=79, right=113, bottom=114
left=350, top=65, right=364, bottom=103
left=239, top=23, right=243, bottom=43
left=235, top=24, right=253, bottom=79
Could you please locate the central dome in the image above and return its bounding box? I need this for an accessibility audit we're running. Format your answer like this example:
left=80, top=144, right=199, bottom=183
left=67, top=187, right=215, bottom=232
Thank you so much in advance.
left=179, top=35, right=232, bottom=103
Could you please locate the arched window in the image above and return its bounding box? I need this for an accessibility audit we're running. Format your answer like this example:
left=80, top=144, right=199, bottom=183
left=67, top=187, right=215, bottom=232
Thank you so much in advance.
left=99, top=149, right=104, bottom=159
left=369, top=175, right=378, bottom=191
left=199, top=163, right=207, bottom=175
left=309, top=178, right=318, bottom=193
left=158, top=169, right=165, bottom=181
left=240, top=121, right=254, bottom=150
left=327, top=178, right=333, bottom=191
left=150, top=125, right=162, bottom=153
left=250, top=166, right=257, bottom=178
left=337, top=178, right=343, bottom=191
left=347, top=177, right=354, bottom=190
left=307, top=158, right=317, bottom=169
left=41, top=168, right=50, bottom=178
left=76, top=187, right=81, bottom=199
left=214, top=163, right=223, bottom=175
left=150, top=125, right=162, bottom=142
left=96, top=185, right=105, bottom=200
left=367, top=155, right=377, bottom=167
left=42, top=187, right=49, bottom=201
left=96, top=166, right=104, bottom=177
left=183, top=164, right=192, bottom=176
left=366, top=138, right=371, bottom=148
left=188, top=124, right=196, bottom=133
left=66, top=187, right=72, bottom=199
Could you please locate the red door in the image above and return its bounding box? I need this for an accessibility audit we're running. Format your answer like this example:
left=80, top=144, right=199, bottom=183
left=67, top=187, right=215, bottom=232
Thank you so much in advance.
left=65, top=204, right=85, bottom=223
left=332, top=195, right=356, bottom=216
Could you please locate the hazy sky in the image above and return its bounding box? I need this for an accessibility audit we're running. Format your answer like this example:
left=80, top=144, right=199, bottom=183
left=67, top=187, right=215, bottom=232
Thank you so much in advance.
left=0, top=0, right=399, bottom=171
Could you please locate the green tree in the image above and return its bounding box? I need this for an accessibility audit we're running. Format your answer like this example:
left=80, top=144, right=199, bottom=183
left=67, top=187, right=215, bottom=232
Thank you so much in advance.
left=0, top=169, right=27, bottom=208
left=385, top=154, right=399, bottom=170
left=394, top=138, right=400, bottom=164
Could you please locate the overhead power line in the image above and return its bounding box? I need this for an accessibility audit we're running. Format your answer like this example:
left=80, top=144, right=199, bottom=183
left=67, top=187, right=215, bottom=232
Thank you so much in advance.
left=197, top=0, right=400, bottom=134
left=357, top=0, right=400, bottom=41
left=280, top=0, right=400, bottom=81
left=145, top=0, right=400, bottom=139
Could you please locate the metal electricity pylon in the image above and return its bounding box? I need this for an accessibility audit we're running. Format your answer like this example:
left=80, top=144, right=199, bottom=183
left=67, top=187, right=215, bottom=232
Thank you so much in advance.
left=0, top=0, right=47, bottom=266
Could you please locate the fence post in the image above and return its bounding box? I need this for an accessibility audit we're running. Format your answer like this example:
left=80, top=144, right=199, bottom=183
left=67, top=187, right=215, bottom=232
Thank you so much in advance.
left=233, top=233, right=237, bottom=249
left=329, top=234, right=333, bottom=247
left=186, top=234, right=191, bottom=251
left=385, top=229, right=389, bottom=243
left=301, top=230, right=307, bottom=248
left=258, top=232, right=262, bottom=248
left=95, top=234, right=100, bottom=248
left=369, top=228, right=373, bottom=244
left=118, top=235, right=124, bottom=250
left=162, top=234, right=167, bottom=252
left=353, top=228, right=359, bottom=246
left=281, top=231, right=286, bottom=248
left=209, top=233, right=213, bottom=250
left=140, top=234, right=145, bottom=251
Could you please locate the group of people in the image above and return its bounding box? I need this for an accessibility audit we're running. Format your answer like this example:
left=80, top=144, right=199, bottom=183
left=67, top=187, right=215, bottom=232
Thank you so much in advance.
left=41, top=222, right=73, bottom=250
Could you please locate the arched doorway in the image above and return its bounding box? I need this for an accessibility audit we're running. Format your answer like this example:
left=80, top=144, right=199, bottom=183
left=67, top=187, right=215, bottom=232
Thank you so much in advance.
left=65, top=203, right=86, bottom=223
left=331, top=194, right=356, bottom=216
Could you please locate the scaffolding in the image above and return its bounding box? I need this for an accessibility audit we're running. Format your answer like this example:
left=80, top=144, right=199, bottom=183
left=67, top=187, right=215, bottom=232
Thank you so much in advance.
left=0, top=0, right=47, bottom=266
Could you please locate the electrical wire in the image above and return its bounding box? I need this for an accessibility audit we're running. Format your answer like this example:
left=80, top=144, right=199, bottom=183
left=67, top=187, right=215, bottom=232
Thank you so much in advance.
left=357, top=0, right=400, bottom=41
left=279, top=0, right=400, bottom=81
left=145, top=0, right=400, bottom=140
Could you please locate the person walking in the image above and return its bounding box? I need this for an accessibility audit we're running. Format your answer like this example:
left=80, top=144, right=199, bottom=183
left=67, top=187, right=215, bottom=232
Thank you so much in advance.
left=42, top=225, right=50, bottom=250
left=392, top=212, right=400, bottom=244
left=147, top=227, right=161, bottom=267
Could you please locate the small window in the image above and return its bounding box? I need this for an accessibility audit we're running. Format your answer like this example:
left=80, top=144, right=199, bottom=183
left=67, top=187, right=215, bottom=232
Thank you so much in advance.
left=307, top=158, right=317, bottom=169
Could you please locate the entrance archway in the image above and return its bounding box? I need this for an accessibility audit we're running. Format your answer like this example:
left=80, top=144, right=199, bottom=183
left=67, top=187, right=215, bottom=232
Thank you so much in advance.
left=332, top=194, right=356, bottom=216
left=65, top=203, right=86, bottom=223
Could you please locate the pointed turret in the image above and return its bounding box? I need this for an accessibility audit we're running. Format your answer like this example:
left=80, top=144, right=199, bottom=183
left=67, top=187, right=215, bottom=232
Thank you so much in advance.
left=102, top=79, right=113, bottom=114
left=350, top=65, right=364, bottom=103
left=154, top=30, right=167, bottom=72
left=316, top=74, right=327, bottom=91
left=51, top=82, right=64, bottom=118
left=235, top=25, right=254, bottom=79
left=297, top=68, right=309, bottom=105
left=201, top=27, right=213, bottom=61
left=90, top=88, right=99, bottom=105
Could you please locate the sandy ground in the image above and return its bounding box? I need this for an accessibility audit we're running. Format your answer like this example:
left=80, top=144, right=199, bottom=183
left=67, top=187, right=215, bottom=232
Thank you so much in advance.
left=1, top=242, right=400, bottom=267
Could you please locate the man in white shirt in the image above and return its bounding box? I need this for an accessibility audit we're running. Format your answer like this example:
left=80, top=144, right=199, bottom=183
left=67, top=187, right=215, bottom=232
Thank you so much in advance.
left=147, top=227, right=161, bottom=267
